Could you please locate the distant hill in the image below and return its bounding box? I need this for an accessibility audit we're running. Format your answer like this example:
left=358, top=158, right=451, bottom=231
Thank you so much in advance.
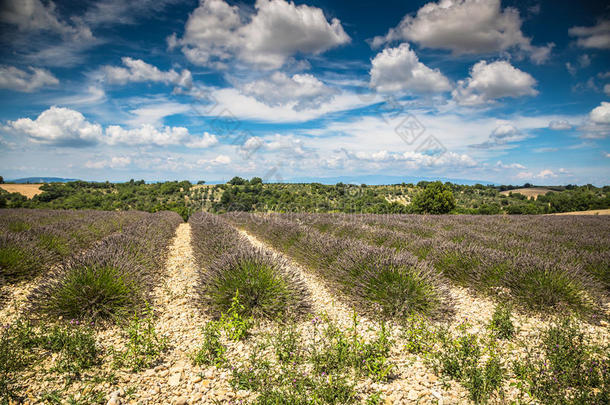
left=8, top=177, right=79, bottom=184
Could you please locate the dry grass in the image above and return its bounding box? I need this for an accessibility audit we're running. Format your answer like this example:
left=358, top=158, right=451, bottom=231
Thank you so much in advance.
left=550, top=209, right=610, bottom=216
left=499, top=187, right=552, bottom=200
left=0, top=184, right=43, bottom=199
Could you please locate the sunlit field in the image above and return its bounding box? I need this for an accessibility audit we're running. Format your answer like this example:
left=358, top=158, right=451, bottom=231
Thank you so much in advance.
left=1, top=209, right=608, bottom=404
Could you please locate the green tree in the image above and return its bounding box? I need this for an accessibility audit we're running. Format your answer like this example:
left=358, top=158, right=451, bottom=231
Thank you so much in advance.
left=228, top=176, right=246, bottom=185
left=0, top=175, right=3, bottom=184
left=411, top=181, right=456, bottom=214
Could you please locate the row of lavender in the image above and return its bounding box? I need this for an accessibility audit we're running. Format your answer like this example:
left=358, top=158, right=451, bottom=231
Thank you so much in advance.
left=245, top=213, right=608, bottom=316
left=225, top=212, right=451, bottom=318
left=26, top=211, right=183, bottom=322
left=188, top=212, right=310, bottom=320
left=0, top=209, right=151, bottom=281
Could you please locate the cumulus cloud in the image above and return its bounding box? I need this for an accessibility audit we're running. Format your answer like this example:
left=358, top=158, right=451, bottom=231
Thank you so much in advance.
left=8, top=106, right=102, bottom=147
left=605, top=84, right=610, bottom=96
left=452, top=60, right=538, bottom=106
left=578, top=102, right=610, bottom=139
left=569, top=19, right=610, bottom=49
left=369, top=43, right=451, bottom=93
left=240, top=72, right=337, bottom=110
left=105, top=125, right=218, bottom=148
left=590, top=101, right=610, bottom=124
left=470, top=124, right=526, bottom=149
left=103, top=57, right=192, bottom=88
left=371, top=0, right=553, bottom=64
left=170, top=0, right=350, bottom=69
left=548, top=120, right=572, bottom=130
left=6, top=106, right=219, bottom=148
left=0, top=65, right=58, bottom=92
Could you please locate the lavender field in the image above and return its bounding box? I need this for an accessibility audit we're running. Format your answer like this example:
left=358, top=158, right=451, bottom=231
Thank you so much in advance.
left=1, top=210, right=609, bottom=404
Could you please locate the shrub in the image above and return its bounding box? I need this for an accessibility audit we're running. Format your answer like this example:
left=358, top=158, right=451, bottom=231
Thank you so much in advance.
left=513, top=318, right=609, bottom=404
left=113, top=307, right=167, bottom=371
left=192, top=321, right=226, bottom=367
left=0, top=234, right=47, bottom=279
left=433, top=326, right=506, bottom=403
left=504, top=256, right=598, bottom=315
left=488, top=303, right=515, bottom=339
left=192, top=213, right=310, bottom=320
left=34, top=259, right=139, bottom=322
left=219, top=290, right=253, bottom=341
left=44, top=322, right=100, bottom=375
left=402, top=314, right=436, bottom=354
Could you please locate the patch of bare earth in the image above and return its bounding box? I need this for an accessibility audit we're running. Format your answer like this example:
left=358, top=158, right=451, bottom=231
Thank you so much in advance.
left=549, top=208, right=610, bottom=215
left=0, top=184, right=43, bottom=198
left=499, top=187, right=552, bottom=200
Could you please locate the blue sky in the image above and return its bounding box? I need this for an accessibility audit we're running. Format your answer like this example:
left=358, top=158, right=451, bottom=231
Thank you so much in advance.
left=0, top=0, right=609, bottom=185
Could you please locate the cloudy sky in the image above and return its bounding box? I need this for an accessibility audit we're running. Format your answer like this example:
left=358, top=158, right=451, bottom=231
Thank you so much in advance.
left=0, top=0, right=609, bottom=184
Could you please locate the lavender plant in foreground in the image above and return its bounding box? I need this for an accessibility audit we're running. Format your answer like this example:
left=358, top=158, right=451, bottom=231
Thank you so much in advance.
left=189, top=212, right=310, bottom=320
left=28, top=211, right=182, bottom=324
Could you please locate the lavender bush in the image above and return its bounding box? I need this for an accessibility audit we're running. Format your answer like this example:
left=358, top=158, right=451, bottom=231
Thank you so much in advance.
left=28, top=211, right=182, bottom=323
left=189, top=212, right=310, bottom=320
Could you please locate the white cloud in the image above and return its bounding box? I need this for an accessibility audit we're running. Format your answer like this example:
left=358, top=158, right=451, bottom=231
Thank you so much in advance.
left=604, top=151, right=610, bottom=158
left=578, top=102, right=610, bottom=139
left=208, top=86, right=374, bottom=123
left=0, top=65, right=59, bottom=92
left=369, top=43, right=451, bottom=93
left=470, top=124, right=526, bottom=149
left=495, top=161, right=525, bottom=170
left=103, top=57, right=192, bottom=88
left=548, top=120, right=572, bottom=130
left=185, top=133, right=219, bottom=148
left=566, top=62, right=577, bottom=76
left=125, top=102, right=191, bottom=127
left=240, top=72, right=337, bottom=110
left=0, top=0, right=92, bottom=40
left=85, top=156, right=131, bottom=169
left=8, top=106, right=102, bottom=146
left=341, top=148, right=477, bottom=170
left=371, top=0, right=553, bottom=64
left=7, top=106, right=219, bottom=148
left=171, top=0, right=350, bottom=69
left=569, top=19, right=610, bottom=49
left=536, top=169, right=558, bottom=179
left=516, top=169, right=564, bottom=181
left=590, top=101, right=610, bottom=124
left=452, top=60, right=538, bottom=106
left=197, top=154, right=231, bottom=165
left=105, top=125, right=218, bottom=148
left=604, top=84, right=610, bottom=96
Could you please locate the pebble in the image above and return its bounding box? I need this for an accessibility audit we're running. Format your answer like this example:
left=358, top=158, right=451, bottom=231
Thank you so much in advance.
left=174, top=397, right=188, bottom=405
